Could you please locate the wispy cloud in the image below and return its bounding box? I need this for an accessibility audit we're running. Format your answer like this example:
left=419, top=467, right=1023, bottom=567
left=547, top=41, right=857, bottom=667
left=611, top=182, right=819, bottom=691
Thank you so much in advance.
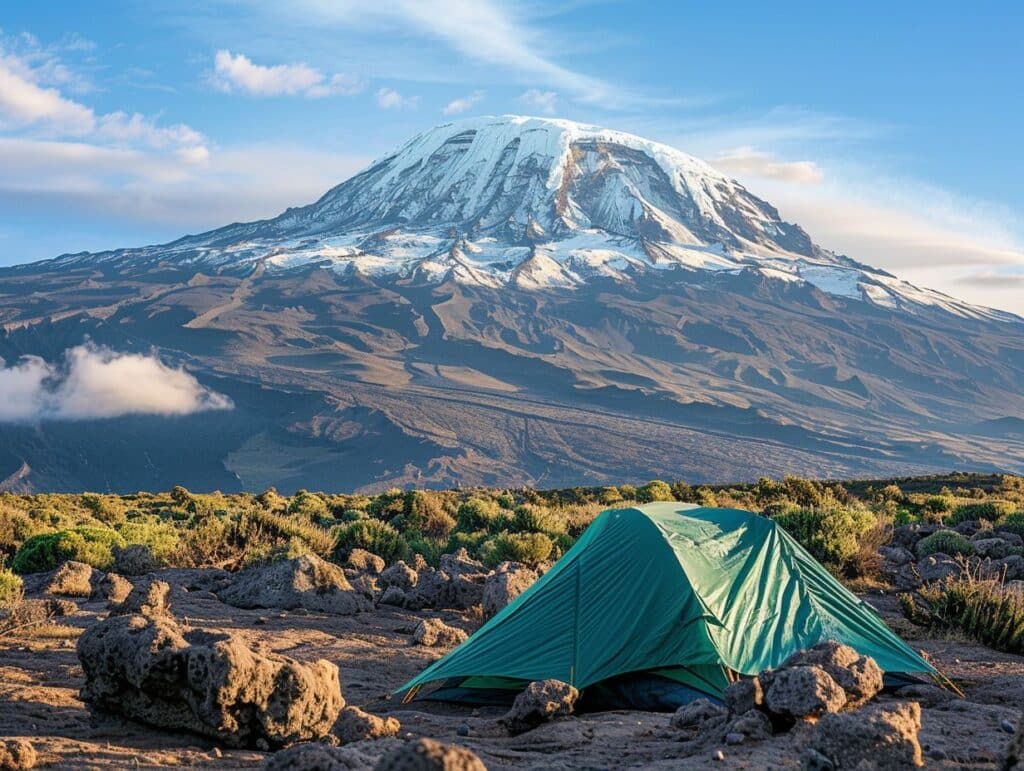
left=519, top=88, right=557, bottom=115
left=211, top=49, right=364, bottom=98
left=376, top=86, right=418, bottom=109
left=0, top=344, right=232, bottom=422
left=442, top=89, right=484, bottom=115
left=713, top=147, right=823, bottom=185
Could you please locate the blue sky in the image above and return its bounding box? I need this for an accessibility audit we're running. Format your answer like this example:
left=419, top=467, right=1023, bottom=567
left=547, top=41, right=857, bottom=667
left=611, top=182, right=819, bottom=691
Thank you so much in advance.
left=1, top=1, right=1022, bottom=311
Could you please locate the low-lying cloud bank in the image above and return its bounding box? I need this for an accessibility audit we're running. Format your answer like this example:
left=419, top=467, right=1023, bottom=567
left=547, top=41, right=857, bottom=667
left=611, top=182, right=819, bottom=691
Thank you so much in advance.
left=0, top=344, right=233, bottom=421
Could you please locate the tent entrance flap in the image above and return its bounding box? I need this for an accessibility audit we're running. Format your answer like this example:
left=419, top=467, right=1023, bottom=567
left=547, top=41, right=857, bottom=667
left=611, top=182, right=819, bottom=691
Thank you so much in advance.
left=396, top=504, right=937, bottom=706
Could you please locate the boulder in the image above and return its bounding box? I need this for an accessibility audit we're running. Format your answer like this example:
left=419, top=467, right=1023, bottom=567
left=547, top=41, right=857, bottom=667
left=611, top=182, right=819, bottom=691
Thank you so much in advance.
left=413, top=618, right=468, bottom=648
left=917, top=554, right=963, bottom=584
left=501, top=679, right=578, bottom=736
left=77, top=613, right=343, bottom=748
left=670, top=698, right=728, bottom=729
left=373, top=738, right=487, bottom=771
left=218, top=555, right=372, bottom=616
left=974, top=538, right=1011, bottom=559
left=995, top=531, right=1024, bottom=548
left=0, top=739, right=36, bottom=770
left=954, top=520, right=983, bottom=536
left=781, top=641, right=883, bottom=708
left=764, top=666, right=846, bottom=719
left=334, top=706, right=401, bottom=743
left=406, top=569, right=485, bottom=611
left=45, top=561, right=96, bottom=597
left=347, top=549, right=386, bottom=575
left=93, top=572, right=133, bottom=604
left=877, top=546, right=914, bottom=566
left=113, top=544, right=161, bottom=576
left=802, top=701, right=922, bottom=770
left=108, top=578, right=171, bottom=617
left=997, top=555, right=1024, bottom=581
left=379, top=562, right=418, bottom=593
left=723, top=709, right=773, bottom=742
left=378, top=586, right=407, bottom=607
left=482, top=562, right=536, bottom=618
left=264, top=739, right=402, bottom=771
left=724, top=677, right=763, bottom=716
left=891, top=524, right=943, bottom=551
left=438, top=549, right=485, bottom=578
left=350, top=574, right=380, bottom=602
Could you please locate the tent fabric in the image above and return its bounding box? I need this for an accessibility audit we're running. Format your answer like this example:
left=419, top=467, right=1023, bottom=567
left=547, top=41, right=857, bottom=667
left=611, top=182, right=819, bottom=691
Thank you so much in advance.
left=397, top=503, right=934, bottom=703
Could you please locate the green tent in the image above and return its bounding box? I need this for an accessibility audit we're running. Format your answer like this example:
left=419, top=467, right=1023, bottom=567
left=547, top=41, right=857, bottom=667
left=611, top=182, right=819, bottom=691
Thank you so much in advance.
left=397, top=503, right=934, bottom=707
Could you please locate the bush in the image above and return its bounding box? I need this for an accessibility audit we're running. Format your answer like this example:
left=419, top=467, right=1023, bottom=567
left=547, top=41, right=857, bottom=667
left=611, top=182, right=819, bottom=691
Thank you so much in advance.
left=900, top=568, right=1024, bottom=654
left=996, top=511, right=1024, bottom=538
left=636, top=480, right=674, bottom=503
left=288, top=491, right=330, bottom=521
left=512, top=504, right=566, bottom=535
left=11, top=526, right=126, bottom=573
left=333, top=519, right=406, bottom=564
left=480, top=531, right=553, bottom=568
left=947, top=501, right=1017, bottom=526
left=916, top=530, right=975, bottom=557
left=117, top=516, right=180, bottom=562
left=772, top=506, right=879, bottom=576
left=0, top=567, right=23, bottom=608
left=455, top=497, right=504, bottom=532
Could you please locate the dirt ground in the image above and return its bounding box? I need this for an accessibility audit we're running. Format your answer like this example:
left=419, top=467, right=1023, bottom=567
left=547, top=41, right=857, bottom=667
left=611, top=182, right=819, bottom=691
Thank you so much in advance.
left=1, top=573, right=1021, bottom=769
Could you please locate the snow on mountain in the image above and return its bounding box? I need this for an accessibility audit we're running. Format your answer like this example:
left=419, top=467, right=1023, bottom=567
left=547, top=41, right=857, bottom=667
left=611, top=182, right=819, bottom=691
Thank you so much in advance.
left=51, top=115, right=1018, bottom=324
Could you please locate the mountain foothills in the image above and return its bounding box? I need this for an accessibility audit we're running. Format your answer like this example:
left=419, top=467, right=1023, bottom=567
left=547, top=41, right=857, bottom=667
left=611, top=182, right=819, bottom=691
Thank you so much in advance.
left=1, top=116, right=1022, bottom=493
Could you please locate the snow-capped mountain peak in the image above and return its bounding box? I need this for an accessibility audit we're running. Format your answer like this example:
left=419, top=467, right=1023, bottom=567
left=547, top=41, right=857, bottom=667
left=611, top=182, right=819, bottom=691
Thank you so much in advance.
left=50, top=115, right=1018, bottom=324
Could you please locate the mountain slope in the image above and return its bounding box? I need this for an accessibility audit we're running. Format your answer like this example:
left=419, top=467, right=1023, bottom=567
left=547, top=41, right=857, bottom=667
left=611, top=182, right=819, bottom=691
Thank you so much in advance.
left=1, top=116, right=1022, bottom=492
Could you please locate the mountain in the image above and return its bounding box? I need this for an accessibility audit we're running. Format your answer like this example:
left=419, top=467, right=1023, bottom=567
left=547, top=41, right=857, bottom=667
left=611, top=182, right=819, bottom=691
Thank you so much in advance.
left=1, top=115, right=1023, bottom=492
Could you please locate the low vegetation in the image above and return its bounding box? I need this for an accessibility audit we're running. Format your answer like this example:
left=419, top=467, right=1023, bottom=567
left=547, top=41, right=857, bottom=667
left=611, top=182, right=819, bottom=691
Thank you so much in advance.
left=0, top=474, right=1019, bottom=588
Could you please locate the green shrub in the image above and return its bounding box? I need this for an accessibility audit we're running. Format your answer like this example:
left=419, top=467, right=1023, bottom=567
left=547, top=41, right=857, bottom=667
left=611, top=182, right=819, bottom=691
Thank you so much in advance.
left=333, top=519, right=406, bottom=564
left=404, top=534, right=446, bottom=567
left=455, top=496, right=504, bottom=532
left=11, top=526, right=126, bottom=573
left=947, top=501, right=1017, bottom=526
left=900, top=568, right=1024, bottom=654
left=512, top=504, right=566, bottom=535
left=288, top=491, right=330, bottom=521
left=117, top=517, right=180, bottom=561
left=367, top=488, right=406, bottom=521
left=446, top=530, right=490, bottom=556
left=916, top=530, right=975, bottom=557
left=480, top=531, right=553, bottom=568
left=996, top=511, right=1024, bottom=538
left=772, top=506, right=878, bottom=576
left=0, top=567, right=23, bottom=608
left=636, top=480, right=674, bottom=503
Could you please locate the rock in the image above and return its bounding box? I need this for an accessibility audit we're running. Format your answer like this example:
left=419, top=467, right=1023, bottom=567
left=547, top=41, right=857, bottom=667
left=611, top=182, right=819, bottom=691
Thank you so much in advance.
left=407, top=569, right=485, bottom=612
left=892, top=524, right=943, bottom=551
left=0, top=739, right=36, bottom=770
left=724, top=677, right=763, bottom=715
left=351, top=574, right=380, bottom=602
left=1003, top=718, right=1017, bottom=734
left=265, top=739, right=402, bottom=771
left=93, top=572, right=133, bottom=604
left=438, top=549, right=485, bottom=578
left=482, top=562, right=536, bottom=618
left=77, top=613, right=343, bottom=748
left=501, top=679, right=578, bottom=736
left=995, top=531, right=1024, bottom=548
left=781, top=641, right=883, bottom=708
left=347, top=549, right=386, bottom=575
left=334, top=706, right=401, bottom=743
left=974, top=538, right=1011, bottom=559
left=801, top=748, right=835, bottom=771
left=670, top=698, right=728, bottom=729
left=997, top=555, right=1024, bottom=581
left=112, top=544, right=161, bottom=576
left=45, top=560, right=96, bottom=597
left=954, top=520, right=983, bottom=536
left=764, top=666, right=846, bottom=719
left=218, top=555, right=372, bottom=616
left=412, top=618, right=468, bottom=648
left=724, top=709, right=772, bottom=741
left=379, top=562, right=418, bottom=593
left=1004, top=715, right=1024, bottom=770
left=878, top=546, right=914, bottom=566
left=917, top=553, right=963, bottom=584
left=108, top=578, right=171, bottom=617
left=894, top=683, right=955, bottom=707
left=456, top=724, right=469, bottom=737
left=378, top=586, right=407, bottom=607
left=373, top=737, right=486, bottom=771
left=803, top=701, right=922, bottom=770
left=724, top=732, right=745, bottom=745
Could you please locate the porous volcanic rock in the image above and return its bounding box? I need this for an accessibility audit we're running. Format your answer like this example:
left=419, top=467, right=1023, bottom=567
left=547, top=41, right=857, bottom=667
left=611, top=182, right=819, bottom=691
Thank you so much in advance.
left=218, top=554, right=372, bottom=615
left=373, top=737, right=487, bottom=771
left=502, top=679, right=578, bottom=736
left=482, top=562, right=537, bottom=618
left=781, top=641, right=883, bottom=708
left=412, top=618, right=468, bottom=648
left=802, top=700, right=923, bottom=769
left=335, top=706, right=401, bottom=744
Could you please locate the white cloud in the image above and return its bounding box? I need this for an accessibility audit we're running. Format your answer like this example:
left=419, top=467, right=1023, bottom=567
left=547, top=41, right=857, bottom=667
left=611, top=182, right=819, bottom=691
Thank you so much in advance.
left=0, top=344, right=232, bottom=422
left=519, top=88, right=557, bottom=115
left=211, top=49, right=364, bottom=98
left=713, top=147, right=823, bottom=185
left=442, top=89, right=484, bottom=115
left=0, top=53, right=95, bottom=133
left=376, top=87, right=417, bottom=109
